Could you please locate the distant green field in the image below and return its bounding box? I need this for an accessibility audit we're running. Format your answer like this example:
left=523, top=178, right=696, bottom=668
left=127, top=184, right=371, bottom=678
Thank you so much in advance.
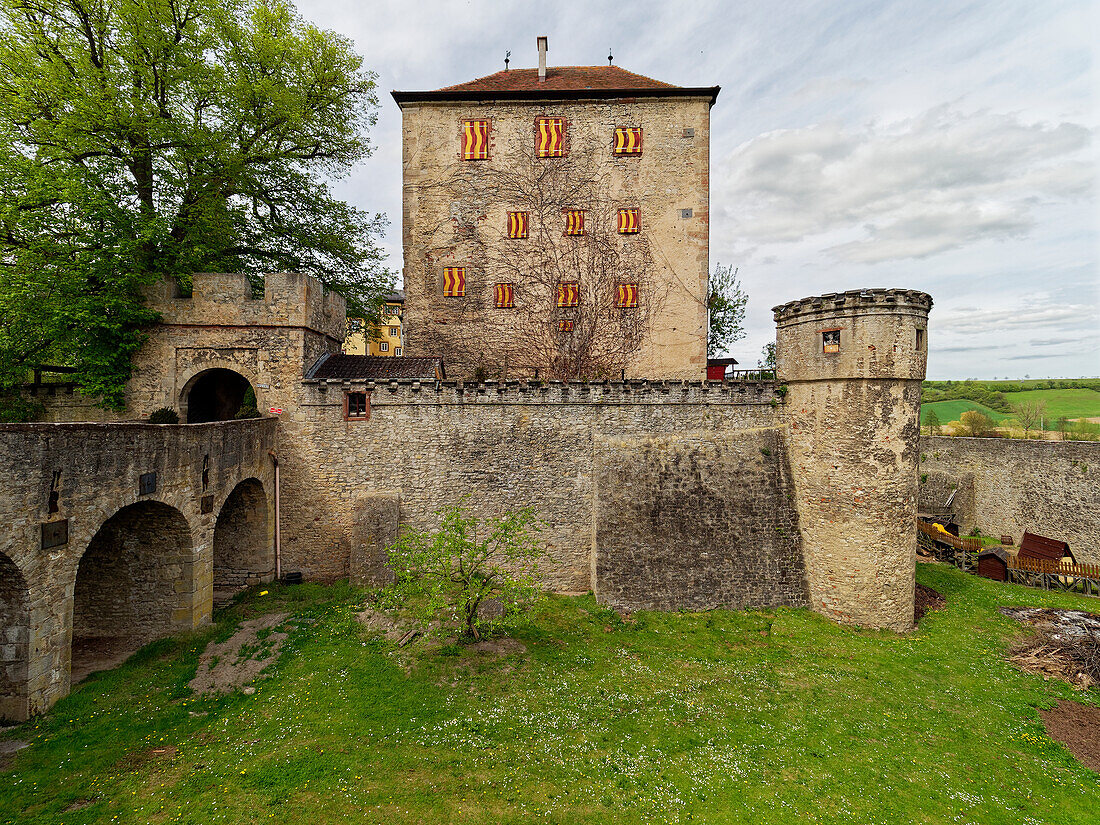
left=921, top=399, right=1007, bottom=425
left=1002, top=389, right=1100, bottom=421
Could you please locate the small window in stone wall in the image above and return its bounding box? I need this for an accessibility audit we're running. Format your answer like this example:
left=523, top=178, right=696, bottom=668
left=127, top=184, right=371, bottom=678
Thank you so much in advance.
left=916, top=328, right=925, bottom=351
left=507, top=211, right=529, bottom=239
left=537, top=117, right=566, bottom=157
left=346, top=391, right=369, bottom=420
left=558, top=319, right=574, bottom=333
left=443, top=266, right=466, bottom=297
left=822, top=329, right=841, bottom=354
left=461, top=120, right=490, bottom=160
left=614, top=127, right=643, bottom=155
left=557, top=281, right=579, bottom=307
left=495, top=283, right=515, bottom=308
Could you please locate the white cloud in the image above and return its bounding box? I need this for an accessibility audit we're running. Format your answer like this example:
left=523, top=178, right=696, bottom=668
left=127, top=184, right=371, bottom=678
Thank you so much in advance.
left=721, top=108, right=1092, bottom=263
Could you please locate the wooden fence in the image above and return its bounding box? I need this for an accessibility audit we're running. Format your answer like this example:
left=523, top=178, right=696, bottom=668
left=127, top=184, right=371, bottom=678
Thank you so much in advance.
left=1007, top=556, right=1100, bottom=596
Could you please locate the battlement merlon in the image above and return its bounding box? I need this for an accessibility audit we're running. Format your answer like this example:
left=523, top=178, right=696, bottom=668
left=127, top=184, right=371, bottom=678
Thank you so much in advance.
left=773, top=287, right=932, bottom=384
left=144, top=272, right=348, bottom=343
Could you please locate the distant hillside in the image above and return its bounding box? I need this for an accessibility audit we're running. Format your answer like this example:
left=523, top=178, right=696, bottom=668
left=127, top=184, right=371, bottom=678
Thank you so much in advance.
left=920, top=400, right=1008, bottom=426
left=921, top=380, right=1100, bottom=430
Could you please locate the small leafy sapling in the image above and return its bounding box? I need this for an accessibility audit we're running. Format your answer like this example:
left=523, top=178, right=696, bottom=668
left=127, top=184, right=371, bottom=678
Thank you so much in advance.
left=383, top=503, right=548, bottom=640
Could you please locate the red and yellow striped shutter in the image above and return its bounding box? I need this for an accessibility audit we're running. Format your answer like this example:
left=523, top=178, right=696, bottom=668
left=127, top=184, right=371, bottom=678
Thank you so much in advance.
left=507, top=211, right=529, bottom=239
left=537, top=117, right=566, bottom=157
left=614, top=127, right=643, bottom=155
left=442, top=266, right=466, bottom=297
left=618, top=208, right=640, bottom=234
left=461, top=120, right=490, bottom=160
left=558, top=320, right=574, bottom=332
left=494, top=283, right=514, bottom=308
left=557, top=282, right=579, bottom=307
left=616, top=283, right=639, bottom=308
left=564, top=210, right=585, bottom=236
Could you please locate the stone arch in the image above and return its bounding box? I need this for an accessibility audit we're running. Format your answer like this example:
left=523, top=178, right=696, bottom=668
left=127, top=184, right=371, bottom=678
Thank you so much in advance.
left=181, top=368, right=256, bottom=423
left=71, top=501, right=194, bottom=683
left=213, top=478, right=274, bottom=594
left=0, top=552, right=30, bottom=723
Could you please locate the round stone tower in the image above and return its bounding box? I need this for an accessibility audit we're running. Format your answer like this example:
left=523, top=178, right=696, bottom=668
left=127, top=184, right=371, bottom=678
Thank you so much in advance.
left=773, top=288, right=932, bottom=631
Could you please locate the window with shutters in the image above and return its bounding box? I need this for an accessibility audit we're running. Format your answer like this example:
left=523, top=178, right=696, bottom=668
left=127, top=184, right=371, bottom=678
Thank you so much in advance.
left=461, top=120, right=490, bottom=160
left=558, top=320, right=574, bottom=332
left=537, top=117, right=566, bottom=157
left=507, top=211, right=529, bottom=239
left=442, top=266, right=466, bottom=297
left=616, top=283, right=639, bottom=308
left=564, top=210, right=585, bottom=236
left=494, top=283, right=515, bottom=308
left=557, top=282, right=579, bottom=308
left=822, top=329, right=841, bottom=354
left=618, top=208, right=640, bottom=234
left=614, top=127, right=643, bottom=155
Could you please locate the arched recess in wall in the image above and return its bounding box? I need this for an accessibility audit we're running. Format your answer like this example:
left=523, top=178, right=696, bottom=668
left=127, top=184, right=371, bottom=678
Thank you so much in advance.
left=0, top=552, right=30, bottom=723
left=182, top=368, right=255, bottom=423
left=213, top=478, right=273, bottom=593
left=71, top=501, right=193, bottom=684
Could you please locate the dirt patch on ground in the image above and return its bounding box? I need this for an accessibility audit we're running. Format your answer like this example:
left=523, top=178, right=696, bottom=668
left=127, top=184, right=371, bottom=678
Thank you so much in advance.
left=1039, top=700, right=1100, bottom=772
left=357, top=608, right=420, bottom=641
left=1001, top=607, right=1100, bottom=690
left=914, top=583, right=946, bottom=624
left=189, top=613, right=289, bottom=696
left=70, top=635, right=146, bottom=684
left=469, top=638, right=527, bottom=656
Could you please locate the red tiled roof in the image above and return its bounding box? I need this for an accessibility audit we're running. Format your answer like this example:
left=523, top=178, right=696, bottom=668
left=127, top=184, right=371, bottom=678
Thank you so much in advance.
left=436, top=66, right=678, bottom=94
left=393, top=66, right=719, bottom=105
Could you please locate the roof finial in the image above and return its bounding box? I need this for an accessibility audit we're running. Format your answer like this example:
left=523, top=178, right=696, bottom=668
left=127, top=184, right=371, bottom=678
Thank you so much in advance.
left=608, top=48, right=613, bottom=66
left=504, top=50, right=510, bottom=70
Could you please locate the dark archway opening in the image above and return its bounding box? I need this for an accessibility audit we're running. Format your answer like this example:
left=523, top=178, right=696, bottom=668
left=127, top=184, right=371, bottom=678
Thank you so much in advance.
left=213, top=479, right=273, bottom=602
left=0, top=553, right=29, bottom=722
left=186, top=369, right=252, bottom=423
left=72, top=502, right=193, bottom=683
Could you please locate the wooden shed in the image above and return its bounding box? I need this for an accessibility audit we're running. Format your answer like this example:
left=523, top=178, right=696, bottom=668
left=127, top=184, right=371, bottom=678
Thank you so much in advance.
left=977, top=547, right=1011, bottom=582
left=1019, top=532, right=1074, bottom=566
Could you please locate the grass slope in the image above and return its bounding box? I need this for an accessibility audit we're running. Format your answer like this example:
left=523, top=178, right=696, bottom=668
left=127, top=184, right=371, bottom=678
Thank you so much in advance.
left=1001, top=389, right=1100, bottom=422
left=3, top=569, right=1100, bottom=824
left=921, top=399, right=1008, bottom=425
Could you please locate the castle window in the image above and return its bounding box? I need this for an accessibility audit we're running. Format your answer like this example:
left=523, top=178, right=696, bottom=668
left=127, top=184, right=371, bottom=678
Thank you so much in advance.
left=495, top=283, right=515, bottom=308
left=507, top=211, right=529, bottom=239
left=616, top=283, right=639, bottom=308
left=823, top=329, right=841, bottom=354
left=345, top=391, right=369, bottom=420
left=614, top=127, right=643, bottom=155
left=916, top=328, right=925, bottom=351
left=618, top=208, right=640, bottom=234
left=557, top=281, right=579, bottom=308
left=537, top=117, right=566, bottom=157
left=558, top=319, right=574, bottom=332
left=564, top=210, right=585, bottom=236
left=461, top=120, right=490, bottom=160
left=443, top=266, right=466, bottom=297
left=379, top=341, right=389, bottom=352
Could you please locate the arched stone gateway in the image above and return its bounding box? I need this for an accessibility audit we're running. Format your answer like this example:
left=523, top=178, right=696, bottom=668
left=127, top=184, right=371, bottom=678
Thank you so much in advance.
left=213, top=479, right=274, bottom=596
left=0, top=553, right=29, bottom=723
left=71, top=502, right=194, bottom=683
left=183, top=368, right=254, bottom=423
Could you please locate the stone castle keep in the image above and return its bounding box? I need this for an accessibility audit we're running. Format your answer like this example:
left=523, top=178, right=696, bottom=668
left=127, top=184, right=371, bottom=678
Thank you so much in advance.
left=0, top=271, right=934, bottom=721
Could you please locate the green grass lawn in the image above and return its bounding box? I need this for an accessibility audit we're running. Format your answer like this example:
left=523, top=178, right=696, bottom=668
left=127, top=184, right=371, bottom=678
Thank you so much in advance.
left=1001, top=389, right=1100, bottom=422
left=921, top=399, right=1008, bottom=425
left=3, top=568, right=1100, bottom=824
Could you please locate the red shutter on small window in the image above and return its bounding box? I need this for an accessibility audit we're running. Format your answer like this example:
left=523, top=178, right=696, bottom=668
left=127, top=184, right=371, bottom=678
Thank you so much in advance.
left=564, top=210, right=585, bottom=236
left=558, top=319, right=574, bottom=332
left=507, top=211, right=529, bottom=238
left=443, top=266, right=466, bottom=297
left=462, top=120, right=490, bottom=160
left=618, top=209, right=640, bottom=234
left=616, top=283, right=639, bottom=308
left=557, top=282, right=579, bottom=307
left=494, top=283, right=514, bottom=308
left=614, top=127, right=643, bottom=154
left=537, top=117, right=566, bottom=157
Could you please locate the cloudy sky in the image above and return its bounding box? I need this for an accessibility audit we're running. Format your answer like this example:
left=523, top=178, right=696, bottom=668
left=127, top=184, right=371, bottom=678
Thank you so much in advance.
left=301, top=0, right=1097, bottom=379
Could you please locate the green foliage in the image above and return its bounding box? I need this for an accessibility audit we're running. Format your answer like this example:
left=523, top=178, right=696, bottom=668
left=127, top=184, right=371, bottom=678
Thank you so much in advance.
left=234, top=385, right=260, bottom=419
left=706, top=263, right=747, bottom=357
left=147, top=406, right=179, bottom=424
left=758, top=341, right=776, bottom=370
left=959, top=409, right=996, bottom=437
left=0, top=392, right=43, bottom=422
left=923, top=407, right=940, bottom=435
left=0, top=0, right=392, bottom=405
left=382, top=503, right=548, bottom=640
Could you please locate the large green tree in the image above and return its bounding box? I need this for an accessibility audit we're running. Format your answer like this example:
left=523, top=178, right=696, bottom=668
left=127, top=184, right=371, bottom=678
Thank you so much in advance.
left=0, top=0, right=390, bottom=405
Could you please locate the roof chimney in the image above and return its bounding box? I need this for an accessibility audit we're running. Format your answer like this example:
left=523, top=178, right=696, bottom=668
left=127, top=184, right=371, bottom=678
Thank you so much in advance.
left=537, top=36, right=548, bottom=81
